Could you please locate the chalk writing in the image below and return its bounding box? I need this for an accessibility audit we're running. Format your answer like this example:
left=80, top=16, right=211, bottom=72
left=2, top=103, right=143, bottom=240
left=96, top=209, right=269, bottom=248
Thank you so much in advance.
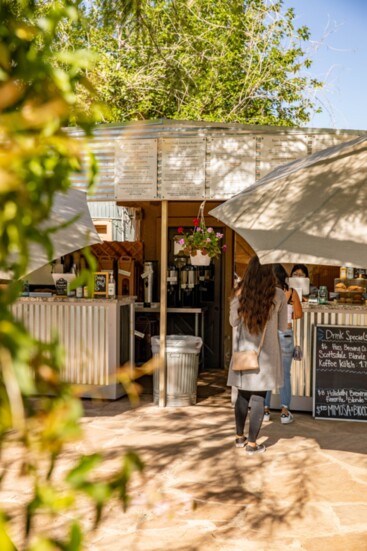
left=94, top=272, right=108, bottom=297
left=314, top=325, right=367, bottom=421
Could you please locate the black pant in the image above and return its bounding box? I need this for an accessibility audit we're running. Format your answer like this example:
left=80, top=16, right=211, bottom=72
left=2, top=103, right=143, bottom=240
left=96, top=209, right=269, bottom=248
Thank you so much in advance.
left=235, top=389, right=266, bottom=443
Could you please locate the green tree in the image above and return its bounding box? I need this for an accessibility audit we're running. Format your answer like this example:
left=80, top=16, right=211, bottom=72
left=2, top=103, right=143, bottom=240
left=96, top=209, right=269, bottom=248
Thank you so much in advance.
left=0, top=2, right=143, bottom=549
left=54, top=0, right=322, bottom=126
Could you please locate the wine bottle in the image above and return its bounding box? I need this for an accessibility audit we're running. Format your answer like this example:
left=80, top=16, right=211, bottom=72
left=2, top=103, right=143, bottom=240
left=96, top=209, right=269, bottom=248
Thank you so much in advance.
left=108, top=273, right=116, bottom=298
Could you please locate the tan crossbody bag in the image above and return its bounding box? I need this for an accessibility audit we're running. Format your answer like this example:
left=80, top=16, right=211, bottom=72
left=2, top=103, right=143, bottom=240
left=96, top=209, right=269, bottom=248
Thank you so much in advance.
left=232, top=322, right=267, bottom=371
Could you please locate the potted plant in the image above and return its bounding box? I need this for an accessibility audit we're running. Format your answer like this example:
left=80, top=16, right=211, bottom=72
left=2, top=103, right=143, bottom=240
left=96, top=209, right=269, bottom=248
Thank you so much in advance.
left=174, top=217, right=226, bottom=266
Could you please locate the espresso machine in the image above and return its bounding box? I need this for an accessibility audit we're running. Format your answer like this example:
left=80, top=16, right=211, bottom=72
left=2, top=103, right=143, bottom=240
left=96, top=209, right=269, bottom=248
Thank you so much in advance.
left=141, top=261, right=154, bottom=307
left=167, top=263, right=179, bottom=307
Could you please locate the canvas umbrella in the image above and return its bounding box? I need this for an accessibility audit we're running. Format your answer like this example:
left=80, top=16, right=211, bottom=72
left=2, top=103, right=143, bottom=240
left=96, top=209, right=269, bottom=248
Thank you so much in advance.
left=210, top=135, right=367, bottom=267
left=0, top=188, right=102, bottom=279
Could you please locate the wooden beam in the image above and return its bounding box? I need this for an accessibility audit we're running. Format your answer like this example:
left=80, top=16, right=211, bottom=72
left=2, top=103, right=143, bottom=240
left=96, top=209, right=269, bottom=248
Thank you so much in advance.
left=159, top=200, right=168, bottom=406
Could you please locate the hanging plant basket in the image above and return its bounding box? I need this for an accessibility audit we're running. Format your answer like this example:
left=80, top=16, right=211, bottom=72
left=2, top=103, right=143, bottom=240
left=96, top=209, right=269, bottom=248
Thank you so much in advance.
left=174, top=201, right=226, bottom=263
left=190, top=251, right=211, bottom=266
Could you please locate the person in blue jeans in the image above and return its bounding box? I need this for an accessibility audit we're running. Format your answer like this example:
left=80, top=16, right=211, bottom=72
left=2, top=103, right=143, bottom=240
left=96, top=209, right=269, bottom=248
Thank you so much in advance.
left=264, top=264, right=303, bottom=424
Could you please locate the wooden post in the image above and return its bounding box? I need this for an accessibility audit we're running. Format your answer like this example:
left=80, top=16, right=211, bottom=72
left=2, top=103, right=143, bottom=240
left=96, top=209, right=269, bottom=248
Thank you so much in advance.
left=159, top=200, right=168, bottom=406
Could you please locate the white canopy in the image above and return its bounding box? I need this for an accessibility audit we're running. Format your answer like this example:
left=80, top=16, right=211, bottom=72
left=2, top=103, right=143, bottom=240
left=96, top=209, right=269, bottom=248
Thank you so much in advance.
left=1, top=188, right=101, bottom=280
left=210, top=135, right=367, bottom=267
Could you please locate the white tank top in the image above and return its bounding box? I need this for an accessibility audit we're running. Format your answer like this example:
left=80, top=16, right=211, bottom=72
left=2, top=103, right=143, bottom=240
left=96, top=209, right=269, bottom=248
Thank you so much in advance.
left=287, top=303, right=293, bottom=324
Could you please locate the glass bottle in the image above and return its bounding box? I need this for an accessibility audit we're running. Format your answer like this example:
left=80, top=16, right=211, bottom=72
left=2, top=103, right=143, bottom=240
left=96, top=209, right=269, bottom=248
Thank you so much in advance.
left=318, top=286, right=328, bottom=304
left=346, top=267, right=354, bottom=279
left=108, top=273, right=116, bottom=298
left=21, top=280, right=30, bottom=296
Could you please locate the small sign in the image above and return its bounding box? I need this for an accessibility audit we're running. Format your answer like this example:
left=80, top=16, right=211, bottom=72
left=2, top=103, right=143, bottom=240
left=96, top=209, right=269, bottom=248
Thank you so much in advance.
left=118, top=269, right=131, bottom=277
left=258, top=135, right=308, bottom=180
left=208, top=136, right=256, bottom=198
left=55, top=276, right=68, bottom=296
left=115, top=139, right=158, bottom=200
left=94, top=272, right=109, bottom=297
left=161, top=137, right=206, bottom=198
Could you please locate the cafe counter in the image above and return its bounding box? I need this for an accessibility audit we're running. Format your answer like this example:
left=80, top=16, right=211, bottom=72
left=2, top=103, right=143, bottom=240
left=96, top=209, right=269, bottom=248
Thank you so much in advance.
left=274, top=302, right=367, bottom=413
left=12, top=297, right=135, bottom=399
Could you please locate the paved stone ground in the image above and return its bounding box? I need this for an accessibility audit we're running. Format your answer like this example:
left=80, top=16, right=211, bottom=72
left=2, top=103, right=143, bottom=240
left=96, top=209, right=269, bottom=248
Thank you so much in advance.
left=2, top=372, right=367, bottom=550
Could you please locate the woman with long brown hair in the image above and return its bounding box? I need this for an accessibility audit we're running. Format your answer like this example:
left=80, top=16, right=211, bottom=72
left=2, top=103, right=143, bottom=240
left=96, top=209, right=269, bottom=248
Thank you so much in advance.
left=228, top=256, right=287, bottom=455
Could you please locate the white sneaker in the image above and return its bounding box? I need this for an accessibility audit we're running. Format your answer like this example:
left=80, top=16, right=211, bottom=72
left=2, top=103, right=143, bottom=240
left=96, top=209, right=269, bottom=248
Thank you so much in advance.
left=246, top=443, right=266, bottom=456
left=281, top=411, right=294, bottom=424
left=263, top=410, right=271, bottom=422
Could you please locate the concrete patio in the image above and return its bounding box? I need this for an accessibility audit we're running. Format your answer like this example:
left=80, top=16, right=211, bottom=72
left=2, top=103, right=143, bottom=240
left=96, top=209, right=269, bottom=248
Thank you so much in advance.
left=2, top=371, right=367, bottom=550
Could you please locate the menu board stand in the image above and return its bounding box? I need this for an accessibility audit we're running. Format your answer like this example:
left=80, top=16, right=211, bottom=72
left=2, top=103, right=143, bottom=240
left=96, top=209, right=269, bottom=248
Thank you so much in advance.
left=313, top=324, right=367, bottom=422
left=94, top=272, right=109, bottom=297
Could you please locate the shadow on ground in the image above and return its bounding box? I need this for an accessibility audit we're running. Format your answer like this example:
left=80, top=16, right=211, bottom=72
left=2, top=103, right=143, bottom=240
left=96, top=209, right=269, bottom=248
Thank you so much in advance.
left=3, top=371, right=367, bottom=550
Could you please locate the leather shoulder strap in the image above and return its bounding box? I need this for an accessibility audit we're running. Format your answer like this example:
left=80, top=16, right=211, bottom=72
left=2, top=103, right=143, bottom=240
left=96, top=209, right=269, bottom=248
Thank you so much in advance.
left=237, top=320, right=267, bottom=355
left=257, top=322, right=267, bottom=353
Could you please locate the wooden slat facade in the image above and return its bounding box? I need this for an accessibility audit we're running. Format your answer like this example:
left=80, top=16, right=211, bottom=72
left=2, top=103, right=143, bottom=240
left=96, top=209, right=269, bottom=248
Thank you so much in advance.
left=66, top=120, right=364, bottom=202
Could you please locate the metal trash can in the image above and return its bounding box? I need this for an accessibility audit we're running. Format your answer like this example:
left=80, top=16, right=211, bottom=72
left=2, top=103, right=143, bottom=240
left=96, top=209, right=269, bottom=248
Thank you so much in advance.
left=151, top=335, right=203, bottom=406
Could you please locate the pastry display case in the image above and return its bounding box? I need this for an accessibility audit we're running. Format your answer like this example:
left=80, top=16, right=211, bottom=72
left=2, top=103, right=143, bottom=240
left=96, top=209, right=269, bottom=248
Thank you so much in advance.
left=334, top=278, right=366, bottom=304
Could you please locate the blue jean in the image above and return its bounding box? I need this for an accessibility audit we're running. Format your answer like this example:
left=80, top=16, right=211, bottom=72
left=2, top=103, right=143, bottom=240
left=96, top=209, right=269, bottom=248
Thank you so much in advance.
left=265, top=329, right=294, bottom=409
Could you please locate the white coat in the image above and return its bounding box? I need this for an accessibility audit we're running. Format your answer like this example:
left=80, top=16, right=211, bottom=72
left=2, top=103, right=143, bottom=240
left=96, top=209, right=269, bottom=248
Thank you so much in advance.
left=227, top=288, right=288, bottom=391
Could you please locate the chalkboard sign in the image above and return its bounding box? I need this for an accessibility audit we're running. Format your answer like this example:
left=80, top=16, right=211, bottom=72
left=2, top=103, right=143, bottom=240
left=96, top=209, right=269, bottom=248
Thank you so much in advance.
left=55, top=276, right=68, bottom=296
left=313, top=325, right=367, bottom=421
left=94, top=272, right=108, bottom=297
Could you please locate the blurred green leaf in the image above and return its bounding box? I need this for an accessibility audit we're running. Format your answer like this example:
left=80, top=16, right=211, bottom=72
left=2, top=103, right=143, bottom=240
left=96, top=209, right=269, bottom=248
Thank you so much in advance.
left=66, top=454, right=102, bottom=487
left=0, top=513, right=16, bottom=551
left=0, top=1, right=144, bottom=548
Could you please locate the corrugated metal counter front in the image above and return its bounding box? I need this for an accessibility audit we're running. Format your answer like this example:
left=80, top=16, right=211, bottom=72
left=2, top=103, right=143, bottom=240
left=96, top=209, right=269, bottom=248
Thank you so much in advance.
left=271, top=303, right=367, bottom=412
left=12, top=297, right=135, bottom=399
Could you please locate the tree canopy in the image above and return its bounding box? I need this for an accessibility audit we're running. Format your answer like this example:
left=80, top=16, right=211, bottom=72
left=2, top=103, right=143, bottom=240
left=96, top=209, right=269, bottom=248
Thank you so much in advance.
left=54, top=0, right=323, bottom=126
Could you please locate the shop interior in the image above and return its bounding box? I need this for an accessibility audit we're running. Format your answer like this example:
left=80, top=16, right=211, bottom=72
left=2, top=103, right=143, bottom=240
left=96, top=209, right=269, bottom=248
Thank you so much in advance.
left=20, top=198, right=362, bottom=385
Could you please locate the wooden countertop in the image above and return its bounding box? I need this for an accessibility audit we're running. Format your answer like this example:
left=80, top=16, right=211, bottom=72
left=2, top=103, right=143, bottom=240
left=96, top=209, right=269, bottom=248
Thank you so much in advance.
left=302, top=302, right=367, bottom=312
